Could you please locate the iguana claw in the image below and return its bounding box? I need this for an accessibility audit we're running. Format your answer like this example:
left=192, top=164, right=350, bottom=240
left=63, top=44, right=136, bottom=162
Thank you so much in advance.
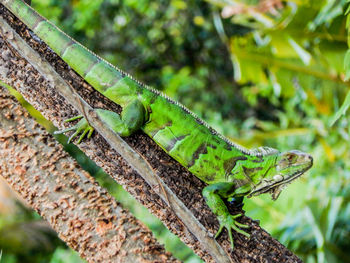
left=215, top=213, right=250, bottom=249
left=54, top=115, right=94, bottom=143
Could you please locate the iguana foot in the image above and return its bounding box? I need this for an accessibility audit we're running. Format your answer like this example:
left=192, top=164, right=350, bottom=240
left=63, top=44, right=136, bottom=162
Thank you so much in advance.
left=54, top=115, right=94, bottom=143
left=215, top=213, right=250, bottom=249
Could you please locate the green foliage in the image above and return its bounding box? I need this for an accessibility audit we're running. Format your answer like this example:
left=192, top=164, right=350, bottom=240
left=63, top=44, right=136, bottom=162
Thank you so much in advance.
left=331, top=0, right=350, bottom=125
left=205, top=2, right=350, bottom=262
left=49, top=247, right=86, bottom=263
left=330, top=90, right=350, bottom=125
left=0, top=199, right=69, bottom=263
left=275, top=184, right=350, bottom=263
left=4, top=0, right=350, bottom=262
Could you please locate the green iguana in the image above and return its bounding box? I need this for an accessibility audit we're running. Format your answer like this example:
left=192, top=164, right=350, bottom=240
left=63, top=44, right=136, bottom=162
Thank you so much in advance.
left=2, top=0, right=313, bottom=248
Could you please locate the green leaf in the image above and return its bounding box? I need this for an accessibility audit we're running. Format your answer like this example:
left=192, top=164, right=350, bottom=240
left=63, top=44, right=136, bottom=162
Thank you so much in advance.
left=344, top=49, right=350, bottom=80
left=346, top=2, right=350, bottom=16
left=274, top=68, right=296, bottom=97
left=308, top=0, right=345, bottom=31
left=288, top=37, right=311, bottom=65
left=235, top=55, right=267, bottom=83
left=270, top=34, right=299, bottom=59
left=329, top=89, right=350, bottom=126
left=305, top=205, right=324, bottom=248
left=50, top=248, right=86, bottom=263
left=326, top=197, right=343, bottom=240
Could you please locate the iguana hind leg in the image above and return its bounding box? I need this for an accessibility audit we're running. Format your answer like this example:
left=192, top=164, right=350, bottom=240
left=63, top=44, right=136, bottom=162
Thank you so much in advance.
left=55, top=99, right=146, bottom=143
left=202, top=183, right=250, bottom=249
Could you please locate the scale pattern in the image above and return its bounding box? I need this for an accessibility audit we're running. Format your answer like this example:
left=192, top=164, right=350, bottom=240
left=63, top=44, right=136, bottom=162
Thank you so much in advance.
left=3, top=0, right=281, bottom=185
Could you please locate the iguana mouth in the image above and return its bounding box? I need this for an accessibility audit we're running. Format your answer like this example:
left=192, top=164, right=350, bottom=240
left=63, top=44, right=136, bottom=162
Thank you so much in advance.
left=248, top=160, right=313, bottom=200
left=247, top=171, right=300, bottom=199
left=269, top=170, right=304, bottom=200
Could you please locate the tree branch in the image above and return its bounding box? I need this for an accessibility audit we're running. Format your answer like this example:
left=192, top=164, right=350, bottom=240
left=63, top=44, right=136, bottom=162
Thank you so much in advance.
left=0, top=86, right=178, bottom=262
left=0, top=14, right=228, bottom=261
left=0, top=4, right=302, bottom=262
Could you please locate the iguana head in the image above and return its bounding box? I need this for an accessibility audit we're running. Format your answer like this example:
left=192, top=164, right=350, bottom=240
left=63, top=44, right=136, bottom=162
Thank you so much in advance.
left=248, top=150, right=313, bottom=200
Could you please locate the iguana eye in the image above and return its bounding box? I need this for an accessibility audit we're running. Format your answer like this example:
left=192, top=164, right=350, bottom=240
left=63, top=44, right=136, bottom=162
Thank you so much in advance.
left=286, top=153, right=297, bottom=163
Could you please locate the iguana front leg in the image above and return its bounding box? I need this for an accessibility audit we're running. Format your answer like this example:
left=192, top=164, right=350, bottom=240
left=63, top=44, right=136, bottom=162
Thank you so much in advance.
left=202, top=183, right=250, bottom=248
left=55, top=99, right=146, bottom=142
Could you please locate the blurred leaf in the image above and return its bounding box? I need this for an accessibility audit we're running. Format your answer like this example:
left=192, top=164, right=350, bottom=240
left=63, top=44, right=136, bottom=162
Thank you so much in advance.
left=305, top=89, right=331, bottom=115
left=319, top=138, right=336, bottom=162
left=305, top=205, right=325, bottom=263
left=330, top=90, right=350, bottom=125
left=270, top=33, right=300, bottom=59
left=0, top=220, right=63, bottom=263
left=50, top=247, right=86, bottom=263
left=326, top=197, right=343, bottom=240
left=288, top=37, right=312, bottom=65
left=308, top=0, right=346, bottom=31
left=344, top=49, right=350, bottom=80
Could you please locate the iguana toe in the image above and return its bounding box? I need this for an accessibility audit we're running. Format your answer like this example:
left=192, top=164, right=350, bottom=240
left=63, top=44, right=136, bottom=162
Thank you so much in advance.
left=54, top=116, right=94, bottom=143
left=215, top=213, right=250, bottom=249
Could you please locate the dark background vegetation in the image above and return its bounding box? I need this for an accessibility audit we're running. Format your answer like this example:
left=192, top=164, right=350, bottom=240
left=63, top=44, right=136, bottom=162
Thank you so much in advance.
left=1, top=0, right=350, bottom=262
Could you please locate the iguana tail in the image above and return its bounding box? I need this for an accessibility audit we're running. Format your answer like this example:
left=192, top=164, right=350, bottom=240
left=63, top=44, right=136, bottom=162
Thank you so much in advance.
left=3, top=0, right=131, bottom=104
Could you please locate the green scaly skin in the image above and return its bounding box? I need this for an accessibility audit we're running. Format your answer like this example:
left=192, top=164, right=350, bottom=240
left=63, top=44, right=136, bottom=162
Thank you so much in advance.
left=3, top=0, right=313, bottom=248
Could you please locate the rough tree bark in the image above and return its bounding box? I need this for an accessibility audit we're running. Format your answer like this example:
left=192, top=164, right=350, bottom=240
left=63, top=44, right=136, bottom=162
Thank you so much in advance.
left=0, top=4, right=302, bottom=263
left=0, top=86, right=178, bottom=262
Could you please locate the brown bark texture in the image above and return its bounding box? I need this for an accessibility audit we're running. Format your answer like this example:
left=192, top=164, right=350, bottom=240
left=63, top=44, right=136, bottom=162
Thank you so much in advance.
left=0, top=86, right=179, bottom=262
left=0, top=4, right=302, bottom=263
